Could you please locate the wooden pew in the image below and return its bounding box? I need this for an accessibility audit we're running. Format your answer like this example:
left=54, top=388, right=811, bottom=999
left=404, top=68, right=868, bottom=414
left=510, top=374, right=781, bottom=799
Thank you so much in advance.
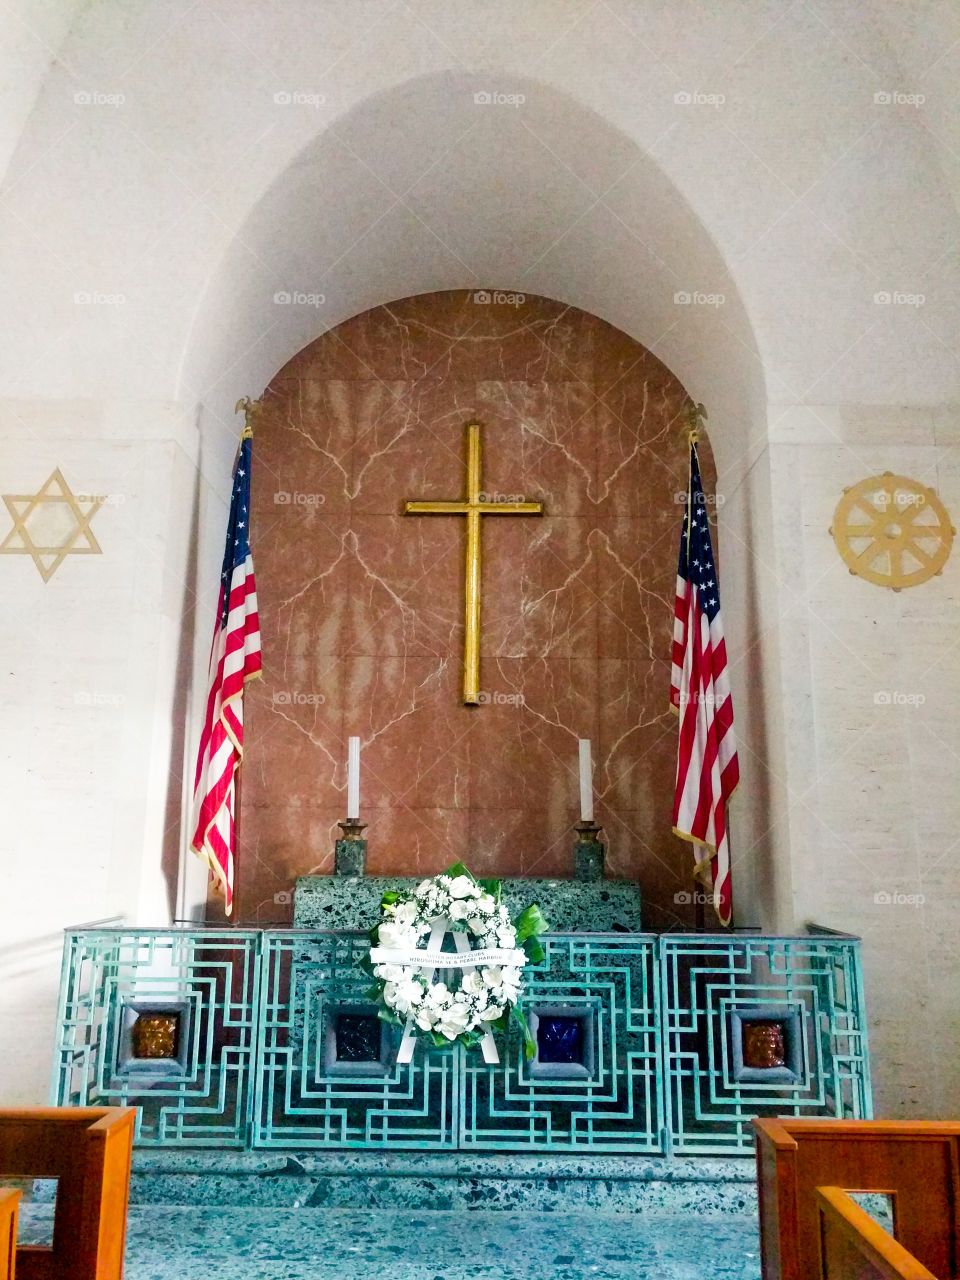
left=755, top=1118, right=960, bottom=1280
left=0, top=1108, right=135, bottom=1280
left=0, top=1189, right=20, bottom=1280
left=816, top=1186, right=939, bottom=1280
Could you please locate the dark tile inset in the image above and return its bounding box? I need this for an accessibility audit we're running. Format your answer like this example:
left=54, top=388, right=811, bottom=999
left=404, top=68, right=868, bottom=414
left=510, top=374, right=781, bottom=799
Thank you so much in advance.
left=537, top=1016, right=584, bottom=1065
left=335, top=1014, right=382, bottom=1063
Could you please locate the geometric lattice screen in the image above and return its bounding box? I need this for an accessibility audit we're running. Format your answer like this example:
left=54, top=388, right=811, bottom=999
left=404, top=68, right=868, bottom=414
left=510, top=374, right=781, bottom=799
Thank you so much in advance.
left=253, top=934, right=662, bottom=1151
left=255, top=933, right=452, bottom=1148
left=461, top=935, right=661, bottom=1151
left=53, top=929, right=260, bottom=1145
left=659, top=933, right=872, bottom=1153
left=53, top=928, right=871, bottom=1154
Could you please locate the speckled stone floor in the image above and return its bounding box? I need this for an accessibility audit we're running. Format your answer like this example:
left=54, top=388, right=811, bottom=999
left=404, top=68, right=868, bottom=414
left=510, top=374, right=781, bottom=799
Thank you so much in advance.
left=19, top=1203, right=762, bottom=1279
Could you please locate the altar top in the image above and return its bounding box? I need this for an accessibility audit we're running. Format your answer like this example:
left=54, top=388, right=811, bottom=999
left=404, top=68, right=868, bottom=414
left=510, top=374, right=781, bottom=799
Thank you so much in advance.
left=293, top=876, right=643, bottom=932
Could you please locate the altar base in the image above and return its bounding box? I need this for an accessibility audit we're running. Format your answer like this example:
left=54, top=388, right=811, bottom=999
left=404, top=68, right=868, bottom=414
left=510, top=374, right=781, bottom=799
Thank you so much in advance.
left=293, top=874, right=642, bottom=931
left=126, top=1148, right=757, bottom=1215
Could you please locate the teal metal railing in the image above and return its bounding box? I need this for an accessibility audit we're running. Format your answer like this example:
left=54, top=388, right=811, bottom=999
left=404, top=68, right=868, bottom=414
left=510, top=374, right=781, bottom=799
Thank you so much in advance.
left=660, top=933, right=872, bottom=1153
left=52, top=927, right=871, bottom=1154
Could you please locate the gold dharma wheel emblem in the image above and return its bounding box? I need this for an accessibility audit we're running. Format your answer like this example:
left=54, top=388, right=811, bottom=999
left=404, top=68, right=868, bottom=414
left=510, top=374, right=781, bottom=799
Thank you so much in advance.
left=830, top=473, right=955, bottom=591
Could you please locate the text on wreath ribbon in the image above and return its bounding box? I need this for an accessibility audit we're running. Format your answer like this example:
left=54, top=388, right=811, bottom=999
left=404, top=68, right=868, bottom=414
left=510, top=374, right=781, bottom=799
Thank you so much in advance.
left=369, top=946, right=529, bottom=968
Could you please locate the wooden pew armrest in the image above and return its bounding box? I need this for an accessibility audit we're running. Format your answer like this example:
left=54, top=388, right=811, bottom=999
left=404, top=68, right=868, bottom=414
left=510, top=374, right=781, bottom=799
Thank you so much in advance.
left=816, top=1187, right=940, bottom=1280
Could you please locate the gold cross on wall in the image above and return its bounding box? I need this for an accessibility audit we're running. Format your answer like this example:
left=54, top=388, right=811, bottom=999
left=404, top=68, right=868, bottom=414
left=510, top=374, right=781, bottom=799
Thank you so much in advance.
left=405, top=421, right=544, bottom=705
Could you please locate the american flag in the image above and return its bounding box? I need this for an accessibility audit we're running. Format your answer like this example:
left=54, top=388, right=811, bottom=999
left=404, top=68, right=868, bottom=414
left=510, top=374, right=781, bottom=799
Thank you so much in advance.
left=670, top=440, right=739, bottom=925
left=191, top=430, right=261, bottom=914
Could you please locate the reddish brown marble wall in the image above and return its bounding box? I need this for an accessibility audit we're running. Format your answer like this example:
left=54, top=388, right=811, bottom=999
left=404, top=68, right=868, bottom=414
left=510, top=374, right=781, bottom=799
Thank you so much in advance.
left=237, top=290, right=715, bottom=928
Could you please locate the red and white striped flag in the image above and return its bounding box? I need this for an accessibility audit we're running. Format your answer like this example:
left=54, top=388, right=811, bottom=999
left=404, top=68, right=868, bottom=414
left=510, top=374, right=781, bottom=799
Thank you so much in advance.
left=191, top=428, right=261, bottom=914
left=670, top=439, right=739, bottom=925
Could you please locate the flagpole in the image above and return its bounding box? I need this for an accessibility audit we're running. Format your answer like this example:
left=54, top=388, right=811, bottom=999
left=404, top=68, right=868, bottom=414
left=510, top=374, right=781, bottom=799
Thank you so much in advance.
left=686, top=402, right=708, bottom=933
left=228, top=398, right=261, bottom=924
left=235, top=396, right=262, bottom=444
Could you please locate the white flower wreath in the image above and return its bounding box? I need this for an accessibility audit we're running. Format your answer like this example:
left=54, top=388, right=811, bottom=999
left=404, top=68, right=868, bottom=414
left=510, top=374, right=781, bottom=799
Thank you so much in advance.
left=362, top=864, right=548, bottom=1055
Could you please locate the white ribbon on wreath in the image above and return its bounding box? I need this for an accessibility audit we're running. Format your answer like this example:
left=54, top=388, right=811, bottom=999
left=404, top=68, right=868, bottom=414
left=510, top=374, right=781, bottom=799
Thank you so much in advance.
left=371, top=917, right=528, bottom=1064
left=366, top=870, right=545, bottom=1065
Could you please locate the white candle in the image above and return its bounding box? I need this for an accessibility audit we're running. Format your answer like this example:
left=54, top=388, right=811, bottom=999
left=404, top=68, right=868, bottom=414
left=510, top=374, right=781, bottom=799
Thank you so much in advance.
left=578, top=738, right=593, bottom=822
left=347, top=736, right=360, bottom=819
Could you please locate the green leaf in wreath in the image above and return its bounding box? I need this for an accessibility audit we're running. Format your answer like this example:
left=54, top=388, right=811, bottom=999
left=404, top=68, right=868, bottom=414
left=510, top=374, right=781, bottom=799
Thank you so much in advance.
left=358, top=952, right=375, bottom=977
left=522, top=936, right=546, bottom=965
left=380, top=890, right=401, bottom=906
left=443, top=861, right=475, bottom=882
left=478, top=877, right=502, bottom=901
left=513, top=903, right=550, bottom=943
left=376, top=1006, right=403, bottom=1027
left=510, top=1003, right=537, bottom=1061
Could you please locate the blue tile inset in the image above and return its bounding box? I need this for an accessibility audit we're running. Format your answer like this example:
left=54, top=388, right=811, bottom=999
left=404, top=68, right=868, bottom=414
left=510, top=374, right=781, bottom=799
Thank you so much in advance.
left=538, top=1016, right=584, bottom=1064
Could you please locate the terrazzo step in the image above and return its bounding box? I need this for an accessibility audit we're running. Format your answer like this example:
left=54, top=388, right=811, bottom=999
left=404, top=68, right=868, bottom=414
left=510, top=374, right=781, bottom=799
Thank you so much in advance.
left=129, top=1151, right=758, bottom=1216
left=19, top=1203, right=763, bottom=1280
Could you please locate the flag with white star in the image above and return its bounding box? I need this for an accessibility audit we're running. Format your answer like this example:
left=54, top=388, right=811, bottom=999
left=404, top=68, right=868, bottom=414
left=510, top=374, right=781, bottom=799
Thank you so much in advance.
left=191, top=430, right=261, bottom=914
left=670, top=441, right=739, bottom=925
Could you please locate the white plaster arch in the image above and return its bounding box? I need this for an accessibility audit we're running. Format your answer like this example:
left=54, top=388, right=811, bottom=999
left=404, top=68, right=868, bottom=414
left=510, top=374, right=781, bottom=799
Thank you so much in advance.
left=173, top=68, right=786, bottom=933
left=181, top=69, right=766, bottom=491
left=2, top=2, right=956, bottom=449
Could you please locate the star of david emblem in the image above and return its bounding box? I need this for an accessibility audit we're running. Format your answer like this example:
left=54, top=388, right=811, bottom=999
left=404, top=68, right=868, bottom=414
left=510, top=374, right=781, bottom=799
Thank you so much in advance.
left=0, top=468, right=104, bottom=581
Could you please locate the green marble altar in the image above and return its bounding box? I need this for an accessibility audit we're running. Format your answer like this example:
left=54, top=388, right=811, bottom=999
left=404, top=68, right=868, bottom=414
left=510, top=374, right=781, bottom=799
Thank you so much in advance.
left=293, top=875, right=643, bottom=932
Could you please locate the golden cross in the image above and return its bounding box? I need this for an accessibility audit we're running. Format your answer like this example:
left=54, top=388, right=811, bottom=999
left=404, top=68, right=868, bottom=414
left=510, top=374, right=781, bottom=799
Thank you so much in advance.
left=405, top=421, right=544, bottom=704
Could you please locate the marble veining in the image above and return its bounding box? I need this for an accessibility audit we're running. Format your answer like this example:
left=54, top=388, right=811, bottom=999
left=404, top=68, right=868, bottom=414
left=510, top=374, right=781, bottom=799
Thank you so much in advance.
left=238, top=290, right=717, bottom=931
left=124, top=1152, right=758, bottom=1218
left=293, top=875, right=643, bottom=931
left=18, top=1205, right=761, bottom=1280
left=131, top=1151, right=757, bottom=1183
left=23, top=1152, right=761, bottom=1277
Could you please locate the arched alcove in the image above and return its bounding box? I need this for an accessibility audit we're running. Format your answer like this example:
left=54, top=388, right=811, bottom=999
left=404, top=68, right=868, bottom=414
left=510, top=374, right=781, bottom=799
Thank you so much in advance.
left=182, top=71, right=767, bottom=490
left=180, top=72, right=783, bottom=933
left=236, top=289, right=719, bottom=930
